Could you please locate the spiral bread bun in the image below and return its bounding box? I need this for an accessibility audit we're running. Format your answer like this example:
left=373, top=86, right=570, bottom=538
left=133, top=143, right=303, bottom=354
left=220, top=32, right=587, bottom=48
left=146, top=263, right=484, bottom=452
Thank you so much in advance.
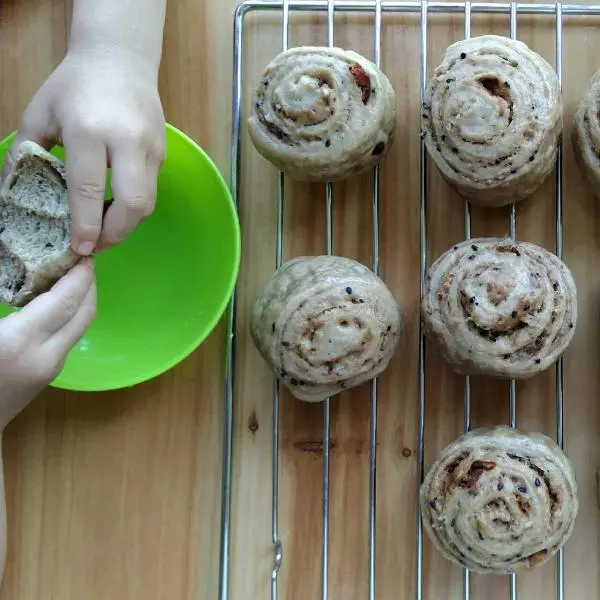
left=572, top=68, right=600, bottom=197
left=248, top=46, right=396, bottom=182
left=420, top=426, right=578, bottom=574
left=250, top=256, right=401, bottom=402
left=422, top=35, right=562, bottom=207
left=422, top=238, right=577, bottom=378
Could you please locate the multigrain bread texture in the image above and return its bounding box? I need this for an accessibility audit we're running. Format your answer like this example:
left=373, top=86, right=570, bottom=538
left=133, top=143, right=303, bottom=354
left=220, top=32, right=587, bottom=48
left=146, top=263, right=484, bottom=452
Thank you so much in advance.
left=248, top=46, right=397, bottom=182
left=250, top=256, right=401, bottom=402
left=0, top=141, right=79, bottom=307
left=572, top=67, right=600, bottom=197
left=421, top=237, right=577, bottom=378
left=420, top=426, right=578, bottom=574
left=422, top=35, right=562, bottom=206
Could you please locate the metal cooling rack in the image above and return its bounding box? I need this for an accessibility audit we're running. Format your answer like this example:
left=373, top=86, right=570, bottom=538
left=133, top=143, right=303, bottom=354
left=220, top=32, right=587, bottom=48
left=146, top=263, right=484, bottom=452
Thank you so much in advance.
left=220, top=1, right=593, bottom=599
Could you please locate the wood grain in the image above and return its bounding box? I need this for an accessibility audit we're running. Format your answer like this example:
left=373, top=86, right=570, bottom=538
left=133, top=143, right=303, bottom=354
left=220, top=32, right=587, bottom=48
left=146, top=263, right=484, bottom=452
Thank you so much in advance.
left=1, top=1, right=599, bottom=600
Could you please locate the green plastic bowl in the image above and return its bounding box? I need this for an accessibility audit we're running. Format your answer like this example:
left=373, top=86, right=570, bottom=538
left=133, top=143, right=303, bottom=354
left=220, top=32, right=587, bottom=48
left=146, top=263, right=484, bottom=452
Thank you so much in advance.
left=0, top=124, right=240, bottom=391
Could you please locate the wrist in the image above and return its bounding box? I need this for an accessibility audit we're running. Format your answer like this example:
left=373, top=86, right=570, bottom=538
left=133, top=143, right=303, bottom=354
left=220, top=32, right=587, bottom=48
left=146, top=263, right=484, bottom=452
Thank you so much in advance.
left=65, top=41, right=161, bottom=80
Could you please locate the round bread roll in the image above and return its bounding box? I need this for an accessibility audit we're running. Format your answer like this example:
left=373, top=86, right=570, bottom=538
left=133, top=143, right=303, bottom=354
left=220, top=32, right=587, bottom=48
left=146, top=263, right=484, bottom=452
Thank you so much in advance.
left=572, top=68, right=600, bottom=197
left=250, top=256, right=401, bottom=402
left=247, top=46, right=396, bottom=182
left=422, top=35, right=562, bottom=206
left=420, top=426, right=578, bottom=574
left=421, top=237, right=577, bottom=378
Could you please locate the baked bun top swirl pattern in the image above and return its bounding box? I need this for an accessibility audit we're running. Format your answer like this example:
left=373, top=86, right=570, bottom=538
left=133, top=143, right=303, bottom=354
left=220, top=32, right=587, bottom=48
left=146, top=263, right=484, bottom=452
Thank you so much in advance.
left=572, top=68, right=600, bottom=197
left=420, top=426, right=578, bottom=574
left=422, top=35, right=562, bottom=206
left=248, top=46, right=396, bottom=182
left=421, top=238, right=577, bottom=378
left=250, top=256, right=401, bottom=402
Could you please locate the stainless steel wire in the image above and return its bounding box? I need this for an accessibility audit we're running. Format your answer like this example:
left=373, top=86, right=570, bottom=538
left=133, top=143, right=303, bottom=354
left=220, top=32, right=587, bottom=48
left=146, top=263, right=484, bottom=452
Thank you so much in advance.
left=225, top=2, right=579, bottom=599
left=555, top=4, right=565, bottom=600
left=368, top=2, right=382, bottom=599
left=271, top=0, right=288, bottom=596
left=416, top=4, right=428, bottom=600
left=321, top=4, right=335, bottom=598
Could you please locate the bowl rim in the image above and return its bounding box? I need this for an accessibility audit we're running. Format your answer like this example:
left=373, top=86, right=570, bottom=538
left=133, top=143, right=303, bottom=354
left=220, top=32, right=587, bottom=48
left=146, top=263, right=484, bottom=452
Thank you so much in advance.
left=0, top=123, right=241, bottom=392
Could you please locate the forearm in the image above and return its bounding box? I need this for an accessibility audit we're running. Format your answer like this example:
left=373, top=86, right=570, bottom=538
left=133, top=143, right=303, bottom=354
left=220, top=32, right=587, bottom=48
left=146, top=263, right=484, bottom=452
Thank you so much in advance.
left=0, top=447, right=6, bottom=587
left=68, top=0, right=166, bottom=71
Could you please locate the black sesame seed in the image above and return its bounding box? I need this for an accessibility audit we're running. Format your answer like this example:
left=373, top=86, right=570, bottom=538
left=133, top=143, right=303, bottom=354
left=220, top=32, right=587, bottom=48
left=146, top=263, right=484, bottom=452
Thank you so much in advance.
left=518, top=485, right=527, bottom=493
left=498, top=482, right=504, bottom=491
left=290, top=379, right=298, bottom=386
left=503, top=354, right=510, bottom=360
left=460, top=52, right=467, bottom=59
left=451, top=519, right=456, bottom=527
left=429, top=498, right=437, bottom=508
left=441, top=134, right=446, bottom=141
left=346, top=287, right=352, bottom=294
left=422, top=113, right=428, bottom=119
left=468, top=255, right=475, bottom=260
left=325, top=139, right=331, bottom=147
left=505, top=81, right=511, bottom=88
left=282, top=341, right=290, bottom=347
left=511, top=311, right=518, bottom=318
left=569, top=323, right=574, bottom=328
left=451, top=147, right=459, bottom=154
left=272, top=323, right=276, bottom=333
left=387, top=325, right=392, bottom=332
left=535, top=359, right=541, bottom=364
left=471, top=244, right=479, bottom=251
left=529, top=155, right=535, bottom=162
left=535, top=478, right=541, bottom=487
left=372, top=141, right=386, bottom=155
left=553, top=282, right=559, bottom=290
left=524, top=304, right=530, bottom=311
left=453, top=246, right=458, bottom=251
left=469, top=297, right=475, bottom=303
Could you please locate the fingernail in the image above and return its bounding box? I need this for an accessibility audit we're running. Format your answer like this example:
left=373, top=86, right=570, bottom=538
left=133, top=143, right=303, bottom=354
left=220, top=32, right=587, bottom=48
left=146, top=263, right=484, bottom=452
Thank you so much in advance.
left=76, top=241, right=95, bottom=256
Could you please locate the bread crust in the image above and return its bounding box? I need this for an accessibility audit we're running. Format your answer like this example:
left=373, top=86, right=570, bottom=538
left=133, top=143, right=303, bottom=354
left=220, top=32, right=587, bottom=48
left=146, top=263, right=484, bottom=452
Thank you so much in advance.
left=0, top=141, right=79, bottom=307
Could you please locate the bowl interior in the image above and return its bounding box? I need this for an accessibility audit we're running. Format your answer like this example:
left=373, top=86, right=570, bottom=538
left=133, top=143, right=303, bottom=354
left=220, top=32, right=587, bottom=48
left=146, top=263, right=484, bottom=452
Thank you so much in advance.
left=0, top=125, right=240, bottom=391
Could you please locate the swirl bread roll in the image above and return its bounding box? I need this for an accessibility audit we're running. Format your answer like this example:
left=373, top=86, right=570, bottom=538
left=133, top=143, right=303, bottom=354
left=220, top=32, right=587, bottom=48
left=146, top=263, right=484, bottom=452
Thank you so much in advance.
left=422, top=35, right=562, bottom=206
left=572, top=68, right=600, bottom=196
left=250, top=256, right=401, bottom=402
left=420, top=426, right=578, bottom=574
left=421, top=237, right=577, bottom=378
left=248, top=46, right=396, bottom=182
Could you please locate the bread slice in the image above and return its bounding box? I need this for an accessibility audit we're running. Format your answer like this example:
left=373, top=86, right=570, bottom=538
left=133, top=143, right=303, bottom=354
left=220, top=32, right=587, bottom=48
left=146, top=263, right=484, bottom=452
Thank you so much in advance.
left=0, top=141, right=79, bottom=307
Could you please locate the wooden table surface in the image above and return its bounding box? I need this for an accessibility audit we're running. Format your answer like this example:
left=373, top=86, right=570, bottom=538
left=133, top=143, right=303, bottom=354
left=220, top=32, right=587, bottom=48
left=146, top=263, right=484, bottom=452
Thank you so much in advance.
left=1, top=1, right=599, bottom=599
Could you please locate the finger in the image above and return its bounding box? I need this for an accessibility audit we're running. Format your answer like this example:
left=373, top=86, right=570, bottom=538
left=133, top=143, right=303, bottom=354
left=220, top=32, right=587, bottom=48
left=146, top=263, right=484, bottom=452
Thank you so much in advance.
left=96, top=149, right=156, bottom=250
left=43, top=280, right=97, bottom=355
left=13, top=259, right=95, bottom=342
left=62, top=132, right=107, bottom=255
left=3, top=107, right=54, bottom=182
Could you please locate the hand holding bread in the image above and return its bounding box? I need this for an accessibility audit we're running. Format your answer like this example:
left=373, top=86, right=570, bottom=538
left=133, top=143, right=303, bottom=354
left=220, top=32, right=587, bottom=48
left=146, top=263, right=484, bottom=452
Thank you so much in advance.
left=4, top=46, right=165, bottom=255
left=0, top=260, right=96, bottom=429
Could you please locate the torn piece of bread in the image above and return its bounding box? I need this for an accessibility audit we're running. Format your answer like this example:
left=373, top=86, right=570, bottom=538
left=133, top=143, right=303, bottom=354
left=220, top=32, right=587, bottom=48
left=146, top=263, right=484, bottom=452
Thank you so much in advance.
left=0, top=141, right=79, bottom=307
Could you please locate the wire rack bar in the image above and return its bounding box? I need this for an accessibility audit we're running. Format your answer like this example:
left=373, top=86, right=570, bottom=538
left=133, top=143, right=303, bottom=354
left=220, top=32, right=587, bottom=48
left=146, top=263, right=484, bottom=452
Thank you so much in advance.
left=368, top=2, right=382, bottom=599
left=225, top=2, right=573, bottom=599
left=237, top=0, right=600, bottom=15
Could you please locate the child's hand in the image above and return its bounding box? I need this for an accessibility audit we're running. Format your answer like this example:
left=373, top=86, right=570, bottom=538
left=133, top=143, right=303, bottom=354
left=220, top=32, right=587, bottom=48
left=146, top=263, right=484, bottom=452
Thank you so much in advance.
left=5, top=47, right=166, bottom=255
left=0, top=260, right=96, bottom=429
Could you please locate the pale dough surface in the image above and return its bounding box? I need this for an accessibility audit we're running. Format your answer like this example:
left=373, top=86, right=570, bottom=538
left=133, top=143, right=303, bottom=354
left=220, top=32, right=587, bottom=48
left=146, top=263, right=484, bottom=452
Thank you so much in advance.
left=422, top=35, right=562, bottom=206
left=572, top=67, right=600, bottom=197
left=421, top=237, right=577, bottom=378
left=248, top=46, right=397, bottom=182
left=420, top=426, right=579, bottom=574
left=250, top=256, right=401, bottom=402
